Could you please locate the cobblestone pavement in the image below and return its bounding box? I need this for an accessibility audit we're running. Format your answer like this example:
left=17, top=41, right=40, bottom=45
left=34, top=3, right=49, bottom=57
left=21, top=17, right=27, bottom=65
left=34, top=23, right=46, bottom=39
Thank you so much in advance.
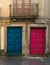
left=0, top=56, right=50, bottom=65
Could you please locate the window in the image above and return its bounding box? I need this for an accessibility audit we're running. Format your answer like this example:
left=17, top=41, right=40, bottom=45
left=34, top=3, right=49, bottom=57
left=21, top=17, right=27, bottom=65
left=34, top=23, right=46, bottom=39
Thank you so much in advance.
left=17, top=0, right=23, bottom=8
left=17, top=4, right=22, bottom=8
left=24, top=0, right=29, bottom=4
left=24, top=0, right=30, bottom=8
left=17, top=0, right=23, bottom=4
left=31, top=0, right=34, bottom=4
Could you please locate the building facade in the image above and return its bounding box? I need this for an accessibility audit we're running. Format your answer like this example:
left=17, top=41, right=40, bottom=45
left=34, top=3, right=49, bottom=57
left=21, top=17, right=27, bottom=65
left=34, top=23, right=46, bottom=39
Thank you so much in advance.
left=0, top=0, right=50, bottom=56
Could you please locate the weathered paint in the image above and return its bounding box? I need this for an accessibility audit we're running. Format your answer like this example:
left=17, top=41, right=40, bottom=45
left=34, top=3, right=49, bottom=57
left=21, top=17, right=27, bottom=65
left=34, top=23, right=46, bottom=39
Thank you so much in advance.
left=0, top=0, right=49, bottom=56
left=0, top=0, right=48, bottom=17
left=38, top=0, right=48, bottom=17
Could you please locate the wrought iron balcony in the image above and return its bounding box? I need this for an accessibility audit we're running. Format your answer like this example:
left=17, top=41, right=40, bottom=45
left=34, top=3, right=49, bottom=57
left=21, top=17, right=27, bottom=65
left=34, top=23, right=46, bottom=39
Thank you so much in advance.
left=10, top=3, right=39, bottom=21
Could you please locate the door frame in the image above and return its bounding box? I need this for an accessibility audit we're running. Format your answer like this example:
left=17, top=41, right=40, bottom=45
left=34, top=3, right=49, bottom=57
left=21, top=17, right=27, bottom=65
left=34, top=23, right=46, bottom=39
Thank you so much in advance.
left=0, top=27, right=1, bottom=51
left=27, top=24, right=48, bottom=55
left=4, top=24, right=26, bottom=55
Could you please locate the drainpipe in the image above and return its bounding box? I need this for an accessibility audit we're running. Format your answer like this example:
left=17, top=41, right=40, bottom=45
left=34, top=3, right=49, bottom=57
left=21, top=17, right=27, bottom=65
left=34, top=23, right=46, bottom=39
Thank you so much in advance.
left=9, top=4, right=11, bottom=21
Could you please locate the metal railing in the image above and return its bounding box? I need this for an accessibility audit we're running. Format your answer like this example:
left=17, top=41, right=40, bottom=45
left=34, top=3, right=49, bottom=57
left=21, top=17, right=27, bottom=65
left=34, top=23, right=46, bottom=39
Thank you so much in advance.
left=10, top=3, right=39, bottom=18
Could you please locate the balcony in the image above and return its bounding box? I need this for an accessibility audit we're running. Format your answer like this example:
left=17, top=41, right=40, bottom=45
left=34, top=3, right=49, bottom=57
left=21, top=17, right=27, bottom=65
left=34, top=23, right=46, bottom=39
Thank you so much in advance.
left=10, top=3, right=39, bottom=21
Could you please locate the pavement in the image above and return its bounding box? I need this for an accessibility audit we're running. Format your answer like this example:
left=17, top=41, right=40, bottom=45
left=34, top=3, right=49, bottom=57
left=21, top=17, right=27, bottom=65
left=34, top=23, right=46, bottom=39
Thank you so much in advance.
left=0, top=56, right=50, bottom=65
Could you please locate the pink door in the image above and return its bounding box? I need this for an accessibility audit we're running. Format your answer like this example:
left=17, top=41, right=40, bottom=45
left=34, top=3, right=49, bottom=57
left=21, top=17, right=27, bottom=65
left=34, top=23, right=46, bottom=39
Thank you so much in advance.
left=30, top=27, right=46, bottom=55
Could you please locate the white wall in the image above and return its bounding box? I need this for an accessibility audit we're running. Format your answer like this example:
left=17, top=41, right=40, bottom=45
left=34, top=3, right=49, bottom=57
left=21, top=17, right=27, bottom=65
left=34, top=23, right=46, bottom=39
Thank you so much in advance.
left=38, top=0, right=48, bottom=18
left=48, top=0, right=50, bottom=18
left=0, top=0, right=13, bottom=17
left=0, top=27, right=1, bottom=49
left=1, top=27, right=5, bottom=49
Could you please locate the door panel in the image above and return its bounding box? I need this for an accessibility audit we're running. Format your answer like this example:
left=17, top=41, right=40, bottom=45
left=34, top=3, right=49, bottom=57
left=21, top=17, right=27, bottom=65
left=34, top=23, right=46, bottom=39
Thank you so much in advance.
left=30, top=28, right=46, bottom=55
left=7, top=27, right=22, bottom=55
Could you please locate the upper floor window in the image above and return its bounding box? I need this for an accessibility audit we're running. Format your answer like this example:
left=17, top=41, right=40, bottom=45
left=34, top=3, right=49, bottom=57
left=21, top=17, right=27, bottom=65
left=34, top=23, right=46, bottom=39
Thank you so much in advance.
left=31, top=0, right=34, bottom=4
left=24, top=0, right=30, bottom=8
left=17, top=0, right=23, bottom=8
left=16, top=0, right=34, bottom=8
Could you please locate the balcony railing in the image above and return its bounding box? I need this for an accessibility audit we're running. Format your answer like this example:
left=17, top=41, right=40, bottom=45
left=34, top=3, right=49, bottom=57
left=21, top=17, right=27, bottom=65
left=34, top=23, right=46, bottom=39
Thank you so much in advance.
left=10, top=3, right=39, bottom=20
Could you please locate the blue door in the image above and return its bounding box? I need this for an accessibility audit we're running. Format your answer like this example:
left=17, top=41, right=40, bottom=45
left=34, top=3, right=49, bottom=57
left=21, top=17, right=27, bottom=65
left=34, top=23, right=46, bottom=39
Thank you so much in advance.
left=7, top=27, right=22, bottom=55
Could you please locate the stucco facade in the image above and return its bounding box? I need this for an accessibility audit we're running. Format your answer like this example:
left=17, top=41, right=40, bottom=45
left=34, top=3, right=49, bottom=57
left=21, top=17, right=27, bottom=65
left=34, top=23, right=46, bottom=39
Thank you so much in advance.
left=0, top=0, right=48, bottom=17
left=0, top=0, right=50, bottom=56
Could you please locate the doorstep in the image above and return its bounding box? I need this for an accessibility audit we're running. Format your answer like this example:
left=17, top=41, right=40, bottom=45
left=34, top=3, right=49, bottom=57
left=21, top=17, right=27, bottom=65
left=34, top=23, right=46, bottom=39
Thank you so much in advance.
left=22, top=56, right=45, bottom=61
left=22, top=55, right=48, bottom=60
left=26, top=57, right=44, bottom=59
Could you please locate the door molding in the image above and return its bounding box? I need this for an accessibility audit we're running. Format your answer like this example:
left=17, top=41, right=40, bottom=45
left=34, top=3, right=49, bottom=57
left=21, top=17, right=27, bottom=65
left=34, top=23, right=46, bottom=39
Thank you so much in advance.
left=4, top=24, right=26, bottom=55
left=27, top=24, right=48, bottom=55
